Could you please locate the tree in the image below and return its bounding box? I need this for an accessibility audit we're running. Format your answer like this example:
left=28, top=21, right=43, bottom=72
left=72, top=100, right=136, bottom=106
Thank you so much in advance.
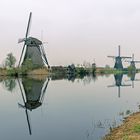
left=5, top=53, right=16, bottom=68
left=105, top=65, right=110, bottom=69
left=3, top=78, right=16, bottom=92
left=22, top=58, right=33, bottom=70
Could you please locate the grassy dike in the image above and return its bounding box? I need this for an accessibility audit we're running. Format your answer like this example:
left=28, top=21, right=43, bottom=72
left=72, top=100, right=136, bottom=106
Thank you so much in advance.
left=96, top=67, right=128, bottom=74
left=0, top=67, right=49, bottom=76
left=0, top=67, right=137, bottom=76
left=104, top=112, right=140, bottom=140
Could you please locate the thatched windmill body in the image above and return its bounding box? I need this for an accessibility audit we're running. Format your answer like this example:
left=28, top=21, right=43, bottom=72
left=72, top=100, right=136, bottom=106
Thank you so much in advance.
left=18, top=12, right=49, bottom=68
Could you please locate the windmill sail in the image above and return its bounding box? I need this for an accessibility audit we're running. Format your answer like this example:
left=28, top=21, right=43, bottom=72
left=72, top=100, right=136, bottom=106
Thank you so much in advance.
left=40, top=44, right=50, bottom=67
left=18, top=12, right=32, bottom=67
left=18, top=79, right=32, bottom=135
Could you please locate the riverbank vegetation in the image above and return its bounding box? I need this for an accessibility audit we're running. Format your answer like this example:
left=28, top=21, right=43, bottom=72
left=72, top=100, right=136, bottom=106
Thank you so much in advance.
left=0, top=64, right=139, bottom=77
left=0, top=53, right=139, bottom=77
left=104, top=112, right=140, bottom=140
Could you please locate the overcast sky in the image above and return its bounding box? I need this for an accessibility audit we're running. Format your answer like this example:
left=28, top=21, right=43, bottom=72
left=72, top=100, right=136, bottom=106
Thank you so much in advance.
left=0, top=0, right=140, bottom=67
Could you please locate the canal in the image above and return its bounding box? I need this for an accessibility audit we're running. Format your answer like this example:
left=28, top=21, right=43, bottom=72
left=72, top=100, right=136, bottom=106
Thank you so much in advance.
left=0, top=73, right=140, bottom=140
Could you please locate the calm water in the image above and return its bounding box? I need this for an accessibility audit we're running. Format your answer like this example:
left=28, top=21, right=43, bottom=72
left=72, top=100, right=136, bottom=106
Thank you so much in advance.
left=0, top=73, right=140, bottom=140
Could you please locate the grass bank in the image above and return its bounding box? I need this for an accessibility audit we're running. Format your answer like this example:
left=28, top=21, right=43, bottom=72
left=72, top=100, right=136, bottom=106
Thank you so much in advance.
left=0, top=66, right=138, bottom=77
left=96, top=67, right=129, bottom=74
left=0, top=67, right=49, bottom=76
left=104, top=112, right=140, bottom=140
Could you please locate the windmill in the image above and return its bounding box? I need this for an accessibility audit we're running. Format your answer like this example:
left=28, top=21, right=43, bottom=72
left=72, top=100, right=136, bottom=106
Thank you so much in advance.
left=108, top=45, right=131, bottom=70
left=18, top=12, right=50, bottom=68
left=108, top=74, right=131, bottom=98
left=125, top=54, right=140, bottom=70
left=18, top=77, right=50, bottom=135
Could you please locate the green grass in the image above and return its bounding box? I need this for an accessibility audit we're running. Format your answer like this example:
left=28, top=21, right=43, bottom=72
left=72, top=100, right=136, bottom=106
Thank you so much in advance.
left=133, top=124, right=140, bottom=133
left=123, top=134, right=129, bottom=140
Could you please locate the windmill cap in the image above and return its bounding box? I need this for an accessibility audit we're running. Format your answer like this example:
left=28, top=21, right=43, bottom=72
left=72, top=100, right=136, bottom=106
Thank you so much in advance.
left=26, top=37, right=42, bottom=46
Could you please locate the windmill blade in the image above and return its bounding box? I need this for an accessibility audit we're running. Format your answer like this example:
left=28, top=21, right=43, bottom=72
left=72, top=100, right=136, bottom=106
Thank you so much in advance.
left=118, top=86, right=121, bottom=98
left=17, top=78, right=26, bottom=103
left=42, top=51, right=50, bottom=67
left=18, top=103, right=26, bottom=109
left=121, top=84, right=131, bottom=87
left=121, top=56, right=132, bottom=59
left=125, top=80, right=131, bottom=82
left=18, top=38, right=25, bottom=43
left=32, top=40, right=50, bottom=68
left=40, top=44, right=50, bottom=67
left=132, top=54, right=134, bottom=61
left=25, top=12, right=32, bottom=38
left=18, top=42, right=26, bottom=67
left=134, top=79, right=140, bottom=81
left=36, top=43, right=49, bottom=67
left=132, top=81, right=134, bottom=88
left=40, top=78, right=50, bottom=103
left=134, top=61, right=140, bottom=63
left=17, top=78, right=32, bottom=135
left=107, top=85, right=116, bottom=87
left=18, top=12, right=32, bottom=67
left=125, top=60, right=131, bottom=62
left=118, top=45, right=121, bottom=57
left=25, top=109, right=32, bottom=135
left=107, top=56, right=116, bottom=58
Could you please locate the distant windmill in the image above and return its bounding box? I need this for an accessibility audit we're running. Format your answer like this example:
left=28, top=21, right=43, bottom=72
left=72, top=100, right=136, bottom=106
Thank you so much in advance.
left=18, top=12, right=50, bottom=68
left=108, top=74, right=131, bottom=98
left=108, top=45, right=131, bottom=70
left=125, top=54, right=140, bottom=70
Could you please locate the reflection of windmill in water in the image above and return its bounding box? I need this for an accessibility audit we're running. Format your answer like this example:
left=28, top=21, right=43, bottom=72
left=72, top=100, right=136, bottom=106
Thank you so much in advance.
left=126, top=72, right=140, bottom=88
left=108, top=74, right=131, bottom=98
left=18, top=12, right=50, bottom=68
left=18, top=77, right=50, bottom=135
left=108, top=45, right=131, bottom=70
left=124, top=54, right=140, bottom=88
